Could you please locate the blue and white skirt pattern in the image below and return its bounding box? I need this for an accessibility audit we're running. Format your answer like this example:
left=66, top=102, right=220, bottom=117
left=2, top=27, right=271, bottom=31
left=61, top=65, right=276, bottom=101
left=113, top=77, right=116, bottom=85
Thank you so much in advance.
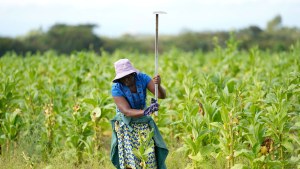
left=115, top=121, right=157, bottom=169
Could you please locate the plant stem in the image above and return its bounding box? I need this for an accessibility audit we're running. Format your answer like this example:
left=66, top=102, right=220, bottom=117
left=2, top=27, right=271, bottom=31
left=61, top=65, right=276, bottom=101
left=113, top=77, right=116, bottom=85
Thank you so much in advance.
left=6, top=140, right=9, bottom=155
left=231, top=131, right=234, bottom=166
left=279, top=134, right=283, bottom=161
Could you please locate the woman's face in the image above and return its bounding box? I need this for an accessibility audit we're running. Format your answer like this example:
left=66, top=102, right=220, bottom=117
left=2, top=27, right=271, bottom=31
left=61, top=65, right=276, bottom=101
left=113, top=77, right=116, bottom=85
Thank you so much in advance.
left=119, top=73, right=135, bottom=87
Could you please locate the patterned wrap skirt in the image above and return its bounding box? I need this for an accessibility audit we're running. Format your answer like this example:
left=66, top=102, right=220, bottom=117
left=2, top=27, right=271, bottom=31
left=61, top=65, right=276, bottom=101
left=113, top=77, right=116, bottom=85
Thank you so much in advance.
left=115, top=121, right=157, bottom=169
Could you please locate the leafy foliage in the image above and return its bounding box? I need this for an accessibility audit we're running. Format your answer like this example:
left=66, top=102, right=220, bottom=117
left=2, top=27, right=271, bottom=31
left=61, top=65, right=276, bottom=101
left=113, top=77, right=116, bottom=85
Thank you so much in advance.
left=0, top=42, right=299, bottom=168
left=1, top=15, right=300, bottom=56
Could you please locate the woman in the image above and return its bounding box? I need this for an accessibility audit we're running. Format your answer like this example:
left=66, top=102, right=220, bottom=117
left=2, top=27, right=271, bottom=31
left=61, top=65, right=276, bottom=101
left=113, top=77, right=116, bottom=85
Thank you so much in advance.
left=110, top=58, right=168, bottom=169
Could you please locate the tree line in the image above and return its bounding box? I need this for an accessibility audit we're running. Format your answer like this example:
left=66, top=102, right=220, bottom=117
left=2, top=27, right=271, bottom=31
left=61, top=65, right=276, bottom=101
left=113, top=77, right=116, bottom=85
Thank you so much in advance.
left=0, top=15, right=299, bottom=56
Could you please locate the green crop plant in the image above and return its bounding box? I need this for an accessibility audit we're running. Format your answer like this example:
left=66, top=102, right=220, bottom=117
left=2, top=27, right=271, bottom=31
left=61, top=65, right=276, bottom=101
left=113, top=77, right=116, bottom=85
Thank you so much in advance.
left=0, top=72, right=22, bottom=156
left=0, top=109, right=22, bottom=156
left=133, top=129, right=155, bottom=169
left=62, top=103, right=93, bottom=165
left=43, top=103, right=56, bottom=154
left=90, top=107, right=102, bottom=160
left=0, top=42, right=299, bottom=168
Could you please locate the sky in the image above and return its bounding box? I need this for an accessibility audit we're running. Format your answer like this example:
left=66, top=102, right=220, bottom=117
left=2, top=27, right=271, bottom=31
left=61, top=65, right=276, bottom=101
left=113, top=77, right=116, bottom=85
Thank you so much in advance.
left=1, top=0, right=300, bottom=38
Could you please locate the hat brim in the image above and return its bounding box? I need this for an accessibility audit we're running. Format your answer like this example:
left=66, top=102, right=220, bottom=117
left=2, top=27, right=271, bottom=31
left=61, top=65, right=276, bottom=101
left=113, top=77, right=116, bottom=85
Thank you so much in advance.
left=112, top=69, right=138, bottom=83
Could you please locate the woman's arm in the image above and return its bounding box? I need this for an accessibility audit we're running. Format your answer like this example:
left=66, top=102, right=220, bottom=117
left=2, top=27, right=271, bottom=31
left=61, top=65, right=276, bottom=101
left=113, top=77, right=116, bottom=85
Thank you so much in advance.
left=113, top=96, right=144, bottom=117
left=147, top=74, right=166, bottom=99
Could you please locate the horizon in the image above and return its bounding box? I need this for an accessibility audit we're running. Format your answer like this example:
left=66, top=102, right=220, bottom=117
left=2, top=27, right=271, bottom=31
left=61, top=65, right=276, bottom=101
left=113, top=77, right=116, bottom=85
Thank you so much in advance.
left=1, top=0, right=300, bottom=38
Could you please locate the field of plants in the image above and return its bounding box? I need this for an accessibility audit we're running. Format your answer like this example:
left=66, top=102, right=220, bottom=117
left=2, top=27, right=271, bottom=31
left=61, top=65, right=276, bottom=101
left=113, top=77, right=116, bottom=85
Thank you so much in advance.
left=0, top=41, right=299, bottom=169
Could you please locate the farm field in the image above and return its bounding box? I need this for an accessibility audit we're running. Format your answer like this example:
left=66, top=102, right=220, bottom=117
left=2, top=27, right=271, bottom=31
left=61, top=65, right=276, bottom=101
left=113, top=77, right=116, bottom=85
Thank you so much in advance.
left=0, top=42, right=299, bottom=169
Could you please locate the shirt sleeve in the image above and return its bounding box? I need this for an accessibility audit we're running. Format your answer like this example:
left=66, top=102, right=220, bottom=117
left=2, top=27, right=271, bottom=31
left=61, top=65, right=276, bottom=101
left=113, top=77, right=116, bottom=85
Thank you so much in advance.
left=139, top=72, right=152, bottom=88
left=111, top=83, right=124, bottom=97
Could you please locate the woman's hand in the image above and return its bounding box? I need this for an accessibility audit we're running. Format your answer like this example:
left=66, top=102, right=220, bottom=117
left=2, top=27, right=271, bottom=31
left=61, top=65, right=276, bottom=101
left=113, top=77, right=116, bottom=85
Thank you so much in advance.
left=144, top=99, right=159, bottom=116
left=153, top=74, right=161, bottom=86
left=147, top=74, right=166, bottom=99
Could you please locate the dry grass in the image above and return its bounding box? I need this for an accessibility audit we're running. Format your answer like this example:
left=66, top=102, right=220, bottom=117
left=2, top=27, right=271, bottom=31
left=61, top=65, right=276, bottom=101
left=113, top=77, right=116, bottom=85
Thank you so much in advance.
left=0, top=144, right=190, bottom=169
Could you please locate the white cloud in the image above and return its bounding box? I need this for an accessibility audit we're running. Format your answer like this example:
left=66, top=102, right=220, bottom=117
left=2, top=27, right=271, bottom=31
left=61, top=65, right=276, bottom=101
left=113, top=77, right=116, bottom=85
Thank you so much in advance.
left=1, top=0, right=299, bottom=6
left=0, top=0, right=168, bottom=8
left=0, top=0, right=299, bottom=37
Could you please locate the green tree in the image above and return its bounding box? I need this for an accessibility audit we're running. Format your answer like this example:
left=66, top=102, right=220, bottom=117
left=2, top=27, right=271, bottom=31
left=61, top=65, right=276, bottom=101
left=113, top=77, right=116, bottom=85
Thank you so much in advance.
left=20, top=28, right=48, bottom=53
left=267, top=15, right=282, bottom=32
left=0, top=37, right=25, bottom=56
left=46, top=24, right=103, bottom=53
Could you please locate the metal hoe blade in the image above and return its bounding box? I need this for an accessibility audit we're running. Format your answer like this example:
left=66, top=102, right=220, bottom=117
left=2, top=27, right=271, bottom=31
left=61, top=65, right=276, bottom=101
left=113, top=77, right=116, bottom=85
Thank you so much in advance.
left=153, top=11, right=166, bottom=116
left=153, top=11, right=167, bottom=14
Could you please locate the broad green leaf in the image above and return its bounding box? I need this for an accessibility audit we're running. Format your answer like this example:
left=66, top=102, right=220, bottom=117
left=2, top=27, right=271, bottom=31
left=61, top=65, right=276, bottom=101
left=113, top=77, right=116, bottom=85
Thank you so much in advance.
left=144, top=148, right=153, bottom=155
left=282, top=141, right=294, bottom=152
left=231, top=164, right=249, bottom=169
left=188, top=152, right=203, bottom=162
left=83, top=98, right=97, bottom=106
